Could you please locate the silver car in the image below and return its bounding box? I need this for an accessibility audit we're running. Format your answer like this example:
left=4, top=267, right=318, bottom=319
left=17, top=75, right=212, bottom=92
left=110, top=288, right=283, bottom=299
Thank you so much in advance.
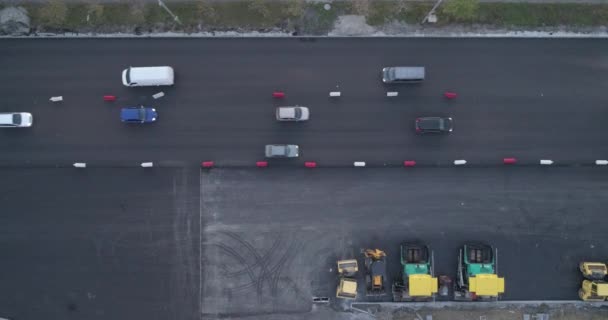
left=265, top=144, right=299, bottom=158
left=276, top=106, right=310, bottom=121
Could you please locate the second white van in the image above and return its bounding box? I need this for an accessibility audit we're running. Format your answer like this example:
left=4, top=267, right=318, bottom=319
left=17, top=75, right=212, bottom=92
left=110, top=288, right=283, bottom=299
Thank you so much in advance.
left=122, top=66, right=174, bottom=87
left=382, top=66, right=425, bottom=83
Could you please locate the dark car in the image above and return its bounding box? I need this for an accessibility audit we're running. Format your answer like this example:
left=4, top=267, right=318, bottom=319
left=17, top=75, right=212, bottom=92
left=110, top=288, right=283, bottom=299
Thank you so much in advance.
left=415, top=117, right=453, bottom=133
left=121, top=106, right=158, bottom=123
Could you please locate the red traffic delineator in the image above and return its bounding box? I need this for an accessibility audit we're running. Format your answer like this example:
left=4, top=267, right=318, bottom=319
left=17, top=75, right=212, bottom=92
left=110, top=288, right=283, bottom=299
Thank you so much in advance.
left=444, top=92, right=457, bottom=99
left=256, top=161, right=268, bottom=168
left=403, top=160, right=416, bottom=167
left=103, top=95, right=116, bottom=102
left=503, top=158, right=517, bottom=165
left=304, top=161, right=317, bottom=168
left=272, top=92, right=285, bottom=99
left=201, top=161, right=214, bottom=168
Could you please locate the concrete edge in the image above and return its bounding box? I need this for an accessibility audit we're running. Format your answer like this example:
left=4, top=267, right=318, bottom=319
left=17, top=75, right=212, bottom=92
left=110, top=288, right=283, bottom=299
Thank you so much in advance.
left=352, top=300, right=608, bottom=309
left=1, top=31, right=608, bottom=39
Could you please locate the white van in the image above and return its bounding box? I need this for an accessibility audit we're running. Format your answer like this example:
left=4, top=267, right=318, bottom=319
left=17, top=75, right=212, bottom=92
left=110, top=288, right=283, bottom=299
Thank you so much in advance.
left=382, top=66, right=425, bottom=83
left=122, top=66, right=174, bottom=87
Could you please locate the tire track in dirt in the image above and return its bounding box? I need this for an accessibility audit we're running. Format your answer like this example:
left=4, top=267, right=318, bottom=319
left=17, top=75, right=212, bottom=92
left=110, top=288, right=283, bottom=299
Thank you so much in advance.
left=221, top=231, right=275, bottom=297
left=270, top=239, right=303, bottom=297
left=208, top=242, right=261, bottom=296
left=221, top=232, right=284, bottom=278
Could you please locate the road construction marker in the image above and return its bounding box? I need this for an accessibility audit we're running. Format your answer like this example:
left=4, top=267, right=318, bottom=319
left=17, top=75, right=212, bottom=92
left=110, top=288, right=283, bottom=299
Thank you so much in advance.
left=403, top=160, right=416, bottom=167
left=256, top=161, right=268, bottom=168
left=503, top=158, right=517, bottom=165
left=304, top=161, right=317, bottom=168
left=444, top=92, right=457, bottom=99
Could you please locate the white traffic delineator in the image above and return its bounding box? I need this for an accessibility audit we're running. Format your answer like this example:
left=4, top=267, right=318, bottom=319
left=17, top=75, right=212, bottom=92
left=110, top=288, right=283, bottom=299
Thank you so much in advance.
left=353, top=161, right=366, bottom=167
left=540, top=160, right=553, bottom=165
left=73, top=162, right=86, bottom=168
left=141, top=162, right=154, bottom=168
left=50, top=96, right=63, bottom=102
left=596, top=160, right=608, bottom=166
left=453, top=160, right=467, bottom=166
left=329, top=91, right=341, bottom=97
left=152, top=92, right=165, bottom=99
left=386, top=92, right=398, bottom=97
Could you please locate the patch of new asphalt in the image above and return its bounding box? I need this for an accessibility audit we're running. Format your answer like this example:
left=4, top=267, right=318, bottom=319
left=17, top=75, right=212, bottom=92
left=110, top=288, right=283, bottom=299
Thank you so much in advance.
left=0, top=167, right=200, bottom=320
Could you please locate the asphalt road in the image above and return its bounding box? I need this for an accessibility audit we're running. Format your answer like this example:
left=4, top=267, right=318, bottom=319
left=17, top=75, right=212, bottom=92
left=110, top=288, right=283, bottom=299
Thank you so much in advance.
left=1, top=38, right=607, bottom=166
left=0, top=167, right=200, bottom=320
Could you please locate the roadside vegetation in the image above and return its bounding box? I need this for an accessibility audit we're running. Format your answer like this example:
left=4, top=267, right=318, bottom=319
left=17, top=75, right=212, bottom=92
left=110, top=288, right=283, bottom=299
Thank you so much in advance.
left=363, top=0, right=608, bottom=27
left=15, top=0, right=608, bottom=34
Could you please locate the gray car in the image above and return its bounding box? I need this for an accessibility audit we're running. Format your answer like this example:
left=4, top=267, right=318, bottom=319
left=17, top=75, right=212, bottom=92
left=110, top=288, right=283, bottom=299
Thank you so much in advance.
left=265, top=144, right=299, bottom=158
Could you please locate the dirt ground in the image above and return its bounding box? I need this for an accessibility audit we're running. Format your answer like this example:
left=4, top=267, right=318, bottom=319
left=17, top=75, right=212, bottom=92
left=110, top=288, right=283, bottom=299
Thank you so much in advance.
left=220, top=303, right=608, bottom=320
left=360, top=303, right=608, bottom=320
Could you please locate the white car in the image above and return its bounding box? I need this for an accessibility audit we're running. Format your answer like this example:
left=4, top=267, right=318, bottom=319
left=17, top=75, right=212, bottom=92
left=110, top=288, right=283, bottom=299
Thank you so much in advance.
left=276, top=106, right=310, bottom=121
left=0, top=112, right=33, bottom=127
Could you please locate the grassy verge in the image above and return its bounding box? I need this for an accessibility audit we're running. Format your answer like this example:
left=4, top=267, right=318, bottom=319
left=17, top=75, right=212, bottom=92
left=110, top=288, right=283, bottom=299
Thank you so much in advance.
left=302, top=1, right=352, bottom=34
left=13, top=0, right=608, bottom=34
left=365, top=1, right=608, bottom=27
left=366, top=2, right=433, bottom=26
left=475, top=3, right=608, bottom=27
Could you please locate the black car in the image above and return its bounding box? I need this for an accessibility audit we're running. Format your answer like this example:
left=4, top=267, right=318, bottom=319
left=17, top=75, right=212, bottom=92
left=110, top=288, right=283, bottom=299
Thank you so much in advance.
left=415, top=117, right=453, bottom=133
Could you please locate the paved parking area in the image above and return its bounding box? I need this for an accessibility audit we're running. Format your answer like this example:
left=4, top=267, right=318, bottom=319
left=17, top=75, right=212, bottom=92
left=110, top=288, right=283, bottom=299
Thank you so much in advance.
left=200, top=167, right=608, bottom=318
left=0, top=168, right=199, bottom=320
